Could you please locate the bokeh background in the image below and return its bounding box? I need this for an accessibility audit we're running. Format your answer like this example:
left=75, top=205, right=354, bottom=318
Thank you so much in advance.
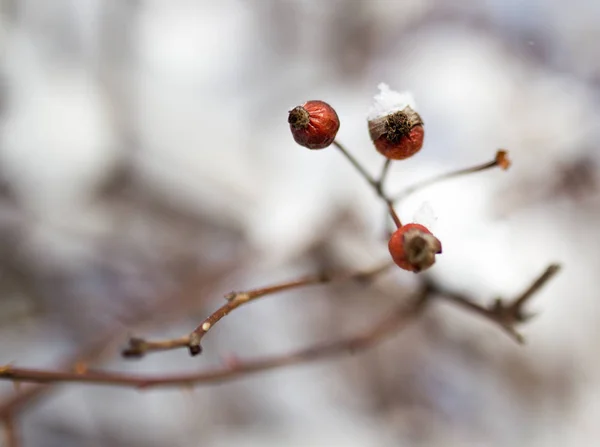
left=0, top=0, right=599, bottom=446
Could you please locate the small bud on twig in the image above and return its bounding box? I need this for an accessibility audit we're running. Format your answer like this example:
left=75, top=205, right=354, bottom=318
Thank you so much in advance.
left=495, top=150, right=511, bottom=170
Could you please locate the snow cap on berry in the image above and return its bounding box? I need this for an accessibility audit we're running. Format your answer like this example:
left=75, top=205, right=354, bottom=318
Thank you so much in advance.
left=367, top=83, right=417, bottom=121
left=368, top=84, right=424, bottom=160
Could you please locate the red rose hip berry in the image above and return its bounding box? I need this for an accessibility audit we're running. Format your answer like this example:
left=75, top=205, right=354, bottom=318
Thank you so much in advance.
left=388, top=223, right=442, bottom=273
left=369, top=111, right=424, bottom=160
left=288, top=100, right=340, bottom=149
left=367, top=83, right=424, bottom=160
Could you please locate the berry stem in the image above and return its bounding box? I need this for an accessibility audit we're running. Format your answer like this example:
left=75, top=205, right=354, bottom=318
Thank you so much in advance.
left=122, top=262, right=393, bottom=358
left=332, top=140, right=378, bottom=188
left=333, top=140, right=402, bottom=227
left=379, top=159, right=392, bottom=187
left=386, top=201, right=402, bottom=229
left=393, top=150, right=510, bottom=202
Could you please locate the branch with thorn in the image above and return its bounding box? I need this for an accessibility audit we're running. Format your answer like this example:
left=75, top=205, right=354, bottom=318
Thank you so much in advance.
left=2, top=413, right=19, bottom=447
left=0, top=264, right=559, bottom=389
left=122, top=262, right=393, bottom=358
left=0, top=263, right=237, bottom=420
left=0, top=142, right=561, bottom=411
left=0, top=282, right=426, bottom=389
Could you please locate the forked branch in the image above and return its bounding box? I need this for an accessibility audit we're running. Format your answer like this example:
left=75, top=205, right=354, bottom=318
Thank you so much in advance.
left=0, top=264, right=559, bottom=389
left=429, top=264, right=561, bottom=343
left=333, top=140, right=403, bottom=227
left=122, top=262, right=393, bottom=358
left=0, top=286, right=429, bottom=389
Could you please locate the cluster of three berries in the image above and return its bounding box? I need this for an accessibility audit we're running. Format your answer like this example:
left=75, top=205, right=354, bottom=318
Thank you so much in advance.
left=288, top=95, right=441, bottom=273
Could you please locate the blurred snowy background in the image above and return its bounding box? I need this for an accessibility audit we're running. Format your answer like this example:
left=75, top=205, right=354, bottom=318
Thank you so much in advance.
left=0, top=0, right=599, bottom=446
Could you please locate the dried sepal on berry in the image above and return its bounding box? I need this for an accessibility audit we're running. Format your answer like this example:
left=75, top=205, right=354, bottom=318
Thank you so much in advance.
left=388, top=223, right=442, bottom=273
left=288, top=100, right=340, bottom=149
left=367, top=84, right=424, bottom=160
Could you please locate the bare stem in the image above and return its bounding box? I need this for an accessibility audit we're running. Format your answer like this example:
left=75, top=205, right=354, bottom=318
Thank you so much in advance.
left=512, top=264, right=561, bottom=309
left=123, top=262, right=393, bottom=358
left=2, top=414, right=20, bottom=447
left=379, top=159, right=392, bottom=188
left=1, top=288, right=429, bottom=389
left=0, top=263, right=239, bottom=420
left=0, top=265, right=561, bottom=389
left=333, top=140, right=378, bottom=188
left=394, top=150, right=510, bottom=202
left=386, top=201, right=402, bottom=228
left=333, top=140, right=402, bottom=227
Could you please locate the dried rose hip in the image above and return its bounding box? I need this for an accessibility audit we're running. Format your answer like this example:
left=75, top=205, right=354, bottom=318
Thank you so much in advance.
left=388, top=223, right=442, bottom=273
left=368, top=84, right=424, bottom=160
left=288, top=100, right=340, bottom=149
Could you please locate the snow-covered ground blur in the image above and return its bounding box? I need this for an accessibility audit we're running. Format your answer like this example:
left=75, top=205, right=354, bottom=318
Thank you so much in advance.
left=0, top=1, right=599, bottom=446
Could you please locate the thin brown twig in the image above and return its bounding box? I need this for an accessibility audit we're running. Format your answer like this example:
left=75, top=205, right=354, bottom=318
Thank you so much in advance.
left=386, top=201, right=402, bottom=228
left=0, top=287, right=430, bottom=389
left=428, top=264, right=561, bottom=343
left=379, top=159, right=392, bottom=188
left=333, top=140, right=402, bottom=227
left=2, top=413, right=20, bottom=447
left=393, top=150, right=511, bottom=202
left=0, top=260, right=240, bottom=420
left=122, top=262, right=393, bottom=358
left=0, top=262, right=560, bottom=393
left=512, top=264, right=561, bottom=309
left=0, top=265, right=561, bottom=389
left=333, top=140, right=378, bottom=188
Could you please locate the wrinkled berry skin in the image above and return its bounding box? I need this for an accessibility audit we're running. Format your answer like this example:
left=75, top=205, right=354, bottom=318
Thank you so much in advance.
left=288, top=100, right=340, bottom=149
left=388, top=223, right=442, bottom=273
left=368, top=108, right=424, bottom=160
left=373, top=124, right=424, bottom=160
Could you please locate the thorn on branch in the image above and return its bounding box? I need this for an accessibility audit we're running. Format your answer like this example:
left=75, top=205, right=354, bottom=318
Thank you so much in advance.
left=74, top=362, right=88, bottom=375
left=0, top=266, right=561, bottom=390
left=0, top=286, right=427, bottom=389
left=224, top=292, right=236, bottom=301
left=121, top=263, right=392, bottom=359
left=122, top=338, right=148, bottom=358
left=489, top=297, right=534, bottom=325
